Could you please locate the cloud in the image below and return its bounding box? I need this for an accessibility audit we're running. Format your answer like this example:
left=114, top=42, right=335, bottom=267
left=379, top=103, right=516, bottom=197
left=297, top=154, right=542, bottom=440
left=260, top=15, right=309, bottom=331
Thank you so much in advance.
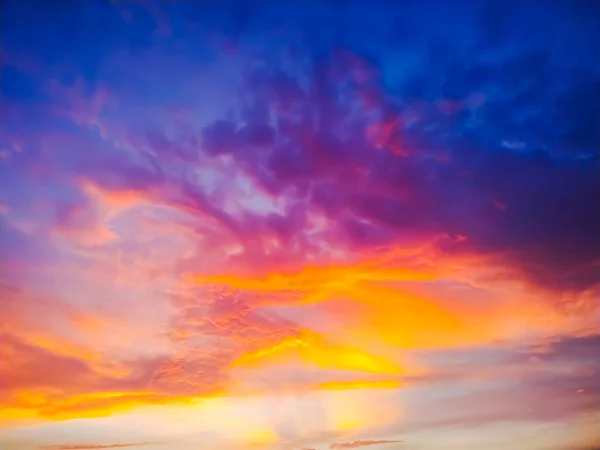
left=193, top=247, right=593, bottom=351
left=0, top=332, right=170, bottom=421
left=329, top=440, right=402, bottom=449
left=383, top=333, right=600, bottom=436
left=4, top=0, right=598, bottom=295
left=0, top=1, right=598, bottom=447
left=534, top=333, right=600, bottom=362
left=38, top=443, right=159, bottom=450
left=231, top=330, right=402, bottom=375
left=197, top=47, right=600, bottom=294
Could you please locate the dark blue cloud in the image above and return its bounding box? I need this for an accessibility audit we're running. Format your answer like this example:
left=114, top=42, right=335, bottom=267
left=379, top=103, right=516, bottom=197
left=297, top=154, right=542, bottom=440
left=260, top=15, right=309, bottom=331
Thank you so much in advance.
left=1, top=0, right=599, bottom=293
left=196, top=0, right=600, bottom=292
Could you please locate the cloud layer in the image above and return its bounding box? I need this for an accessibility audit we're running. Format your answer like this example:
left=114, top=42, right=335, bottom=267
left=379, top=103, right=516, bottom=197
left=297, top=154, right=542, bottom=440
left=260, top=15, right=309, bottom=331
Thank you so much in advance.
left=1, top=0, right=599, bottom=449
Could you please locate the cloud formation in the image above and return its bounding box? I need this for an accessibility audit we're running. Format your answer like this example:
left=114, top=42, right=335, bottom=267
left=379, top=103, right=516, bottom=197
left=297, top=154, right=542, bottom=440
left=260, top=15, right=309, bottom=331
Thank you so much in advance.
left=330, top=440, right=403, bottom=449
left=38, top=444, right=158, bottom=450
left=0, top=0, right=598, bottom=449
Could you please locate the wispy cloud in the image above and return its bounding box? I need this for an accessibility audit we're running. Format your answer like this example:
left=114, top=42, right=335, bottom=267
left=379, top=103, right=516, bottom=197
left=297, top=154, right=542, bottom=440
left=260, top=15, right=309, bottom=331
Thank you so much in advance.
left=38, top=443, right=159, bottom=450
left=330, top=440, right=403, bottom=449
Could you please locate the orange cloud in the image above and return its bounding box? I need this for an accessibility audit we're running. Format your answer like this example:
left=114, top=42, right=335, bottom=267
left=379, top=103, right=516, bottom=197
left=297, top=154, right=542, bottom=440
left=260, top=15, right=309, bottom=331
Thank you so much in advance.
left=0, top=330, right=225, bottom=423
left=1, top=228, right=589, bottom=427
left=231, top=330, right=402, bottom=375
left=191, top=242, right=586, bottom=356
left=192, top=253, right=436, bottom=299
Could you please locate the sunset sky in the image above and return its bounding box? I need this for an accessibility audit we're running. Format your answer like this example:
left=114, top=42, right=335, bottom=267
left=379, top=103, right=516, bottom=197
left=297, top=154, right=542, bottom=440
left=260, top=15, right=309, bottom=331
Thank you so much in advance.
left=1, top=1, right=599, bottom=449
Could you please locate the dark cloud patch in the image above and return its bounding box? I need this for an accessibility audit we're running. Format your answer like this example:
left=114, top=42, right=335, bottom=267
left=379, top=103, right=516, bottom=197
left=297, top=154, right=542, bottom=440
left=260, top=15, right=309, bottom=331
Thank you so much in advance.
left=531, top=334, right=600, bottom=365
left=195, top=1, right=600, bottom=293
left=3, top=1, right=598, bottom=294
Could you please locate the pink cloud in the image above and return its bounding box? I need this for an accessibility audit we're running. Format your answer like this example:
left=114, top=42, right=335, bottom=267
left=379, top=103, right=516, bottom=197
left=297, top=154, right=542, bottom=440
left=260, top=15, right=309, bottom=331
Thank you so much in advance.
left=329, top=440, right=403, bottom=449
left=38, top=443, right=159, bottom=450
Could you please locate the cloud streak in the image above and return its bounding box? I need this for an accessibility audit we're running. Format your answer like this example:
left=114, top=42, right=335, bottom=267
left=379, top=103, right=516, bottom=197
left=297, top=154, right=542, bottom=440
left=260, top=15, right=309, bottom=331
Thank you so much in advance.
left=38, top=444, right=159, bottom=450
left=330, top=440, right=403, bottom=449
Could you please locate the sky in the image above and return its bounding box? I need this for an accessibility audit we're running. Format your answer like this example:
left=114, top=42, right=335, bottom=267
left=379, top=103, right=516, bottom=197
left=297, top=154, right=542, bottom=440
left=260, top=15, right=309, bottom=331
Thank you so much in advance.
left=0, top=0, right=599, bottom=449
